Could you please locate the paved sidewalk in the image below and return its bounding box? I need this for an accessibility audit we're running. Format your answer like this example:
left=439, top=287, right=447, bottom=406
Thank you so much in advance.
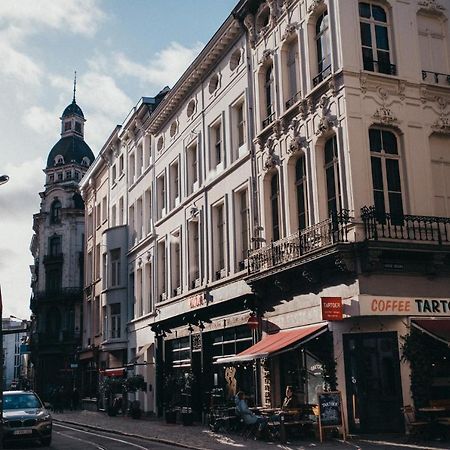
left=52, top=410, right=350, bottom=450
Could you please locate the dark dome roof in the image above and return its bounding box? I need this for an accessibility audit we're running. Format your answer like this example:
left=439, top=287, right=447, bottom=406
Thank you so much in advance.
left=47, top=135, right=94, bottom=168
left=62, top=100, right=84, bottom=119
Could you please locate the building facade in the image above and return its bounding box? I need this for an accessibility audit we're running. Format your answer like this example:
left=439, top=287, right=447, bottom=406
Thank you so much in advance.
left=30, top=94, right=94, bottom=400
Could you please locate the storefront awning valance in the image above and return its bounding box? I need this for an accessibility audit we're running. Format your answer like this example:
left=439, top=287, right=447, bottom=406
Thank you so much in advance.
left=216, top=323, right=328, bottom=364
left=412, top=318, right=450, bottom=345
left=100, top=368, right=126, bottom=377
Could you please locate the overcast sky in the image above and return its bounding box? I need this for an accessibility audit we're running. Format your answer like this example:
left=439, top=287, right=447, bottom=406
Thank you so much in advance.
left=0, top=0, right=236, bottom=319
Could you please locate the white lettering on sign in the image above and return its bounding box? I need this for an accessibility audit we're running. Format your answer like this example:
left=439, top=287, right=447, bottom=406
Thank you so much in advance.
left=358, top=295, right=450, bottom=316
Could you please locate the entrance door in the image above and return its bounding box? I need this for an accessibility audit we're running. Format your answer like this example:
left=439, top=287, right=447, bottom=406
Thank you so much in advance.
left=344, top=332, right=403, bottom=433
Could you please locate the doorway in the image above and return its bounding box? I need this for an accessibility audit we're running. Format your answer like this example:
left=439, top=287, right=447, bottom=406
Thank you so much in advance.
left=344, top=332, right=403, bottom=433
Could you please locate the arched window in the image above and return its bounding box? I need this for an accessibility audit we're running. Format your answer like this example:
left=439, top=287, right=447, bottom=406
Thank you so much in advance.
left=359, top=2, right=394, bottom=74
left=50, top=200, right=62, bottom=224
left=263, top=64, right=275, bottom=127
left=55, top=155, right=64, bottom=165
left=314, top=10, right=331, bottom=85
left=81, top=157, right=90, bottom=167
left=369, top=129, right=403, bottom=220
left=49, top=235, right=62, bottom=256
left=324, top=136, right=342, bottom=217
left=270, top=173, right=280, bottom=241
left=295, top=156, right=308, bottom=230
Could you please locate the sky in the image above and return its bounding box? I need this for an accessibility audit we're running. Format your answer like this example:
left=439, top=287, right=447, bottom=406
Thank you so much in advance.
left=0, top=0, right=237, bottom=320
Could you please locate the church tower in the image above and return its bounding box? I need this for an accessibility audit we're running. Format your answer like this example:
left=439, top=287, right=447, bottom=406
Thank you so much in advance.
left=30, top=78, right=94, bottom=398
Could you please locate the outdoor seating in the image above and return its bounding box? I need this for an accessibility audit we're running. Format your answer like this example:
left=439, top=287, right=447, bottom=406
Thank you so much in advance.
left=402, top=405, right=428, bottom=439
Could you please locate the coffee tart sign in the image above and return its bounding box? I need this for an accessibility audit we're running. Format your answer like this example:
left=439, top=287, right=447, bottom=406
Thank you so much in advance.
left=359, top=295, right=450, bottom=316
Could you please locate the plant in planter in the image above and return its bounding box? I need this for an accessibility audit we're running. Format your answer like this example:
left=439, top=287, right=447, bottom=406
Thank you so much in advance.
left=99, top=376, right=126, bottom=416
left=124, top=375, right=146, bottom=393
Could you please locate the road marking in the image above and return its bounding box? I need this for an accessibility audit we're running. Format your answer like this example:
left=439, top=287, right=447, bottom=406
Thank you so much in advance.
left=54, top=430, right=107, bottom=449
left=55, top=423, right=150, bottom=449
left=357, top=439, right=446, bottom=450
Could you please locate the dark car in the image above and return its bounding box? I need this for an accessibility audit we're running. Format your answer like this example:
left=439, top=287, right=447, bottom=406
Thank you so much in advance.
left=2, top=390, right=52, bottom=446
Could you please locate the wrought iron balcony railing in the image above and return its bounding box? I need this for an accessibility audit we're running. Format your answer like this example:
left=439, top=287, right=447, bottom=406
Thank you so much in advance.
left=422, top=70, right=450, bottom=86
left=363, top=59, right=397, bottom=76
left=313, top=64, right=332, bottom=87
left=33, top=287, right=83, bottom=301
left=262, top=112, right=275, bottom=129
left=248, top=210, right=351, bottom=276
left=285, top=91, right=302, bottom=109
left=361, top=206, right=450, bottom=245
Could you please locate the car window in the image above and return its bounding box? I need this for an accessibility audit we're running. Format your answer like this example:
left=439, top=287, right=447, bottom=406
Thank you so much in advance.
left=4, top=394, right=42, bottom=410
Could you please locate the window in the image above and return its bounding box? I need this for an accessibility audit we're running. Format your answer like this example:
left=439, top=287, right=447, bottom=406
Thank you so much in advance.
left=157, top=174, right=166, bottom=218
left=74, top=171, right=79, bottom=180
left=232, top=100, right=246, bottom=161
left=187, top=142, right=198, bottom=194
left=96, top=203, right=101, bottom=228
left=101, top=197, right=107, bottom=223
left=65, top=170, right=71, bottom=179
left=136, top=267, right=143, bottom=317
left=137, top=144, right=143, bottom=178
left=263, top=65, right=275, bottom=127
left=102, top=253, right=107, bottom=289
left=75, top=122, right=82, bottom=134
left=209, top=74, right=219, bottom=94
left=430, top=134, right=450, bottom=216
left=359, top=2, right=394, bottom=75
left=57, top=172, right=63, bottom=181
left=157, top=240, right=167, bottom=301
left=145, top=261, right=153, bottom=313
left=230, top=48, right=242, bottom=70
left=324, top=136, right=342, bottom=217
left=171, top=232, right=181, bottom=295
left=145, top=188, right=152, bottom=235
left=238, top=189, right=249, bottom=269
left=285, top=40, right=300, bottom=107
left=369, top=129, right=403, bottom=220
left=64, top=122, right=71, bottom=132
left=49, top=235, right=61, bottom=256
left=187, top=99, right=196, bottom=118
left=210, top=121, right=222, bottom=168
left=215, top=203, right=226, bottom=278
left=95, top=243, right=101, bottom=280
left=157, top=136, right=164, bottom=152
left=136, top=196, right=143, bottom=241
left=110, top=303, right=121, bottom=339
left=50, top=200, right=62, bottom=224
left=129, top=204, right=135, bottom=244
left=46, top=268, right=61, bottom=292
left=295, top=156, right=308, bottom=230
left=55, top=155, right=64, bottom=165
left=110, top=249, right=121, bottom=287
left=270, top=173, right=280, bottom=241
left=81, top=157, right=90, bottom=167
left=129, top=153, right=135, bottom=183
left=189, top=220, right=200, bottom=287
left=212, top=326, right=252, bottom=362
left=170, top=121, right=178, bottom=137
left=119, top=197, right=124, bottom=226
left=119, top=155, right=124, bottom=175
left=314, top=10, right=331, bottom=85
left=111, top=204, right=117, bottom=227
left=87, top=211, right=93, bottom=237
left=170, top=160, right=180, bottom=209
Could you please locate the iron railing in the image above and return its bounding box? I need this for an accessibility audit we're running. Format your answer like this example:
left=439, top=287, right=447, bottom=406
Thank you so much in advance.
left=422, top=70, right=450, bottom=86
left=285, top=91, right=302, bottom=109
left=361, top=206, right=450, bottom=245
left=33, top=287, right=83, bottom=301
left=248, top=210, right=351, bottom=275
left=363, top=59, right=397, bottom=76
left=313, top=64, right=332, bottom=87
left=262, top=112, right=275, bottom=129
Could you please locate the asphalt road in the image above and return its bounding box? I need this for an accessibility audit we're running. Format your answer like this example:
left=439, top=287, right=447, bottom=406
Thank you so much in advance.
left=4, top=423, right=183, bottom=449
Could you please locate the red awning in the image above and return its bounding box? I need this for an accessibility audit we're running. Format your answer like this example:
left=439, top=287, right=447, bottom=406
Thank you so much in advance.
left=216, top=323, right=327, bottom=364
left=412, top=319, right=450, bottom=345
left=101, top=368, right=126, bottom=377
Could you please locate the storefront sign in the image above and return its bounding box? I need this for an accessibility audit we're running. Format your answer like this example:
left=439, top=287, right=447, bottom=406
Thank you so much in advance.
left=317, top=391, right=346, bottom=442
left=321, top=297, right=343, bottom=321
left=188, top=293, right=206, bottom=309
left=359, top=295, right=450, bottom=316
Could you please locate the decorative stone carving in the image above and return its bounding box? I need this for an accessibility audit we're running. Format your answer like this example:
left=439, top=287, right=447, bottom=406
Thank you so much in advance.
left=299, top=100, right=308, bottom=120
left=360, top=74, right=368, bottom=95
left=272, top=119, right=282, bottom=139
left=287, top=117, right=307, bottom=154
left=281, top=22, right=299, bottom=41
left=373, top=105, right=398, bottom=125
left=259, top=49, right=274, bottom=66
left=418, top=0, right=446, bottom=14
left=307, top=98, right=314, bottom=115
left=398, top=81, right=406, bottom=101
left=244, top=14, right=256, bottom=49
left=432, top=97, right=450, bottom=134
left=328, top=76, right=337, bottom=96
left=315, top=115, right=335, bottom=136
left=263, top=136, right=280, bottom=171
left=308, top=0, right=325, bottom=15
left=267, top=0, right=280, bottom=27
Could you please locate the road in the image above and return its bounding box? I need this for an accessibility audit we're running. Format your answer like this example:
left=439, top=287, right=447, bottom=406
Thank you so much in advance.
left=4, top=422, right=183, bottom=449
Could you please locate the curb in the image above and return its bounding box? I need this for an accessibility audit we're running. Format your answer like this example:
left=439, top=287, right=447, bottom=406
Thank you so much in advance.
left=54, top=418, right=211, bottom=450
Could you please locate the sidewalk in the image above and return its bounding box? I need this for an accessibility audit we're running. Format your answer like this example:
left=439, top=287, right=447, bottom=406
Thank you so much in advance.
left=52, top=410, right=350, bottom=450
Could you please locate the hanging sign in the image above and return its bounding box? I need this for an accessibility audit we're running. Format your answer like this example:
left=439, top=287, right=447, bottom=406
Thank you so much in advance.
left=321, top=297, right=343, bottom=321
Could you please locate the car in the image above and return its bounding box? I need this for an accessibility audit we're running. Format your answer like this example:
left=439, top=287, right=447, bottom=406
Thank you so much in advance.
left=2, top=390, right=52, bottom=446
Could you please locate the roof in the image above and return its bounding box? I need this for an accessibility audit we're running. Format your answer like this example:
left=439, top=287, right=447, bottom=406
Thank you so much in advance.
left=62, top=100, right=84, bottom=119
left=46, top=135, right=94, bottom=168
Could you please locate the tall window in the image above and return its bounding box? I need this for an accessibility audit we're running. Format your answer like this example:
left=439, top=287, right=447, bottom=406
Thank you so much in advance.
left=315, top=11, right=331, bottom=83
left=170, top=160, right=180, bottom=209
left=239, top=190, right=250, bottom=267
left=50, top=200, right=62, bottom=224
left=157, top=240, right=166, bottom=301
left=189, top=220, right=200, bottom=287
left=295, top=156, right=308, bottom=230
left=271, top=173, right=280, bottom=241
left=49, top=235, right=61, bottom=256
left=171, top=235, right=181, bottom=295
left=157, top=174, right=166, bottom=218
left=210, top=122, right=222, bottom=168
left=286, top=41, right=299, bottom=106
left=110, top=303, right=121, bottom=339
left=110, top=249, right=121, bottom=287
left=359, top=2, right=394, bottom=74
left=187, top=142, right=198, bottom=194
left=369, top=129, right=403, bottom=219
left=324, top=136, right=342, bottom=217
left=264, top=65, right=274, bottom=125
left=216, top=204, right=225, bottom=276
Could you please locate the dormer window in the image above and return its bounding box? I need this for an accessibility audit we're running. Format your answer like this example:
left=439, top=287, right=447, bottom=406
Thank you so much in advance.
left=64, top=122, right=71, bottom=132
left=81, top=157, right=90, bottom=167
left=55, top=155, right=64, bottom=165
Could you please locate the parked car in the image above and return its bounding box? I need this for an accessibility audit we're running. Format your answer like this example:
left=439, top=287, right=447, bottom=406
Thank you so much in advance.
left=2, top=390, right=52, bottom=446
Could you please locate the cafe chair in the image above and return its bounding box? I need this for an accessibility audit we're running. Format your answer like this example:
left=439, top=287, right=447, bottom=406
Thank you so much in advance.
left=234, top=408, right=258, bottom=440
left=402, top=405, right=428, bottom=440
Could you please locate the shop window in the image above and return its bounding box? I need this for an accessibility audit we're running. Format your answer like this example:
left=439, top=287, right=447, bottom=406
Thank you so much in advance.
left=359, top=2, right=395, bottom=75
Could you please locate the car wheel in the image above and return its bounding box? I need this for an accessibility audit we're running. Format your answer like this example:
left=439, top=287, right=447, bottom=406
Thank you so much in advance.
left=41, top=436, right=52, bottom=446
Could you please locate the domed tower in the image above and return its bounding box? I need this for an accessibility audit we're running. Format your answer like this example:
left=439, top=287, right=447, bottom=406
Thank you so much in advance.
left=30, top=78, right=94, bottom=398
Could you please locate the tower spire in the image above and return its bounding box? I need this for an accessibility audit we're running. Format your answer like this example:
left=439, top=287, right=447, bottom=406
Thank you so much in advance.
left=73, top=71, right=77, bottom=103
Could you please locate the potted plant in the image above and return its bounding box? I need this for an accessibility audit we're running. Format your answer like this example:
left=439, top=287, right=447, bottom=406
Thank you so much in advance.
left=180, top=371, right=194, bottom=426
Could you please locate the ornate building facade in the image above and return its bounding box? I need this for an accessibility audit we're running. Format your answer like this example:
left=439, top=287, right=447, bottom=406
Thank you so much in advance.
left=30, top=93, right=94, bottom=399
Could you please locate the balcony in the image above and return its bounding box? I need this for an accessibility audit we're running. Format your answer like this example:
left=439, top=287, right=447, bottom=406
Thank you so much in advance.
left=362, top=59, right=397, bottom=76
left=361, top=206, right=450, bottom=245
left=34, top=287, right=83, bottom=301
left=43, top=253, right=63, bottom=264
left=262, top=112, right=275, bottom=129
left=248, top=210, right=351, bottom=276
left=313, top=64, right=332, bottom=87
left=422, top=70, right=450, bottom=87
left=285, top=91, right=302, bottom=109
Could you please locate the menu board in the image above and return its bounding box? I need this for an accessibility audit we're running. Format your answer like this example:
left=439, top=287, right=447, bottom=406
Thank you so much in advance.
left=318, top=391, right=342, bottom=426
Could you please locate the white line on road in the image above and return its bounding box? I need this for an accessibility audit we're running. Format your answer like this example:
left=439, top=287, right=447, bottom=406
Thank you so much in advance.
left=54, top=430, right=107, bottom=450
left=357, top=438, right=446, bottom=450
left=55, top=423, right=150, bottom=449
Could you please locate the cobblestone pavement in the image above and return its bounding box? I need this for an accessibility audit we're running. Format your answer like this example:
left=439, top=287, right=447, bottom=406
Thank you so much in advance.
left=52, top=411, right=450, bottom=450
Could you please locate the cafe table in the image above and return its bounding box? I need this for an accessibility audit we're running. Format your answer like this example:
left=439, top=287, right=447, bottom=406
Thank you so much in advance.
left=418, top=406, right=446, bottom=439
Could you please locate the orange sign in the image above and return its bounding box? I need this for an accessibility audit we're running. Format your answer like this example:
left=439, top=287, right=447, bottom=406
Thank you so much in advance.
left=321, top=297, right=343, bottom=321
left=188, top=293, right=206, bottom=309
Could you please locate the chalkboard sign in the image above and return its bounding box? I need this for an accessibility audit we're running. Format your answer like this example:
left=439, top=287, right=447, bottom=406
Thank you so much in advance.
left=317, top=391, right=346, bottom=442
left=318, top=391, right=342, bottom=426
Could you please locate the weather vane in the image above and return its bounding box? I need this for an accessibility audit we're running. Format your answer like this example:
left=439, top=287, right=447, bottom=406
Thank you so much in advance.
left=73, top=70, right=77, bottom=103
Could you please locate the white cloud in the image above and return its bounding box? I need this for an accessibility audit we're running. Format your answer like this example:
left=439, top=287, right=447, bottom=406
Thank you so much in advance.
left=0, top=0, right=106, bottom=38
left=22, top=106, right=59, bottom=136
left=114, top=41, right=205, bottom=88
